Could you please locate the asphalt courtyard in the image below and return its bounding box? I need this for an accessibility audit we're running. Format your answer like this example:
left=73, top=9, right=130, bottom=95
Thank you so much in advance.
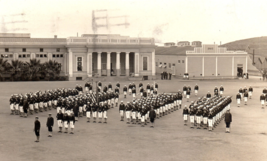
left=0, top=78, right=267, bottom=161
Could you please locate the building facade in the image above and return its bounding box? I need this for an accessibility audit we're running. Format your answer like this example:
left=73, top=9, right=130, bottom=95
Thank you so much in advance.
left=155, top=44, right=248, bottom=77
left=0, top=33, right=156, bottom=80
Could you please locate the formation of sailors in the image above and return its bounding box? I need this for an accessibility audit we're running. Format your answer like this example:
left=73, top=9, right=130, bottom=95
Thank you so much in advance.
left=183, top=95, right=232, bottom=131
left=9, top=88, right=80, bottom=117
left=118, top=92, right=182, bottom=127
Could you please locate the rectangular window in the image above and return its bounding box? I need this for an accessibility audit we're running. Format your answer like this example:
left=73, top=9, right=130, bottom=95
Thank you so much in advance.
left=27, top=54, right=30, bottom=58
left=19, top=55, right=22, bottom=58
left=208, top=48, right=213, bottom=50
left=44, top=54, right=47, bottom=57
left=169, top=63, right=171, bottom=68
left=60, top=54, right=63, bottom=57
left=0, top=54, right=4, bottom=58
left=53, top=54, right=56, bottom=58
left=56, top=48, right=60, bottom=52
left=182, top=60, right=184, bottom=63
left=178, top=60, right=180, bottom=63
left=5, top=48, right=9, bottom=52
left=77, top=57, right=82, bottom=71
left=40, top=48, right=43, bottom=52
left=22, top=48, right=26, bottom=52
left=143, top=57, right=148, bottom=71
left=57, top=54, right=59, bottom=57
left=23, top=54, right=26, bottom=58
left=36, top=54, right=40, bottom=57
left=40, top=54, right=43, bottom=58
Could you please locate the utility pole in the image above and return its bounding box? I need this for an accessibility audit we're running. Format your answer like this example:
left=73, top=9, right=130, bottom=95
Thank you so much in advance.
left=253, top=49, right=255, bottom=65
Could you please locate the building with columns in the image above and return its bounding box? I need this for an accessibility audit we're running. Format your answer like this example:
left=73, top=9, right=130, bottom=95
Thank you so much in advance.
left=155, top=44, right=248, bottom=77
left=0, top=33, right=156, bottom=80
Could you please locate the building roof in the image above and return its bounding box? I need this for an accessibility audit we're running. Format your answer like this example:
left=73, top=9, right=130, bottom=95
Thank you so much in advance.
left=178, top=41, right=190, bottom=43
left=155, top=46, right=194, bottom=56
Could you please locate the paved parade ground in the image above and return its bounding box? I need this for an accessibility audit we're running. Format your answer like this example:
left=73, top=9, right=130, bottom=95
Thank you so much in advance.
left=0, top=78, right=267, bottom=161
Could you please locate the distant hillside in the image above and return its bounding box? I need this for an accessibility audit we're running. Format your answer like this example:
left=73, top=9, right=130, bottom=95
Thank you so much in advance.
left=221, top=37, right=267, bottom=75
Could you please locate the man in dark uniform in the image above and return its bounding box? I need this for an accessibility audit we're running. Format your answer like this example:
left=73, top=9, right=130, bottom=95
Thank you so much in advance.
left=214, top=87, right=219, bottom=96
left=116, top=82, right=120, bottom=90
left=220, top=85, right=224, bottom=96
left=119, top=101, right=125, bottom=121
left=183, top=105, right=189, bottom=125
left=63, top=113, right=69, bottom=133
left=125, top=102, right=132, bottom=124
left=46, top=113, right=54, bottom=137
left=236, top=92, right=241, bottom=107
left=225, top=110, right=232, bottom=133
left=194, top=84, right=199, bottom=96
left=123, top=85, right=127, bottom=98
left=149, top=107, right=156, bottom=128
left=260, top=93, right=265, bottom=109
left=34, top=116, right=41, bottom=142
left=249, top=86, right=253, bottom=99
left=23, top=96, right=29, bottom=118
left=183, top=85, right=187, bottom=98
left=139, top=82, right=143, bottom=89
left=69, top=112, right=75, bottom=134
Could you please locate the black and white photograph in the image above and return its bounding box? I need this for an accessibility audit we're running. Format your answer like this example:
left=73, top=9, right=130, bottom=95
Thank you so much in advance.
left=0, top=0, right=267, bottom=161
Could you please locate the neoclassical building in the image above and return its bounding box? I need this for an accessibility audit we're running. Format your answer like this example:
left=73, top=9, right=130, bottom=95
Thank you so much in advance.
left=0, top=33, right=156, bottom=80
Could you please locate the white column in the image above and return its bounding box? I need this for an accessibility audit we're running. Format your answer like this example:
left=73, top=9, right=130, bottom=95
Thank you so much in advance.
left=13, top=53, right=18, bottom=60
left=202, top=57, right=204, bottom=76
left=97, top=52, right=101, bottom=75
left=135, top=52, right=139, bottom=76
left=245, top=56, right=248, bottom=73
left=232, top=56, right=235, bottom=76
left=215, top=56, right=218, bottom=76
left=87, top=52, right=92, bottom=77
left=68, top=49, right=73, bottom=77
left=116, top=52, right=120, bottom=76
left=125, top=52, right=130, bottom=76
left=152, top=51, right=155, bottom=75
left=185, top=57, right=188, bottom=73
left=107, top=52, right=111, bottom=76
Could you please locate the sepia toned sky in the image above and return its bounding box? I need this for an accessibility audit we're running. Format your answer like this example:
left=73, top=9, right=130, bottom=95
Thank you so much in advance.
left=1, top=0, right=267, bottom=44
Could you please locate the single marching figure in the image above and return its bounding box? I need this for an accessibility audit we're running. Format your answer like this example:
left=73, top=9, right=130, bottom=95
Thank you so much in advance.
left=125, top=102, right=132, bottom=124
left=196, top=109, right=202, bottom=129
left=103, top=103, right=108, bottom=123
left=243, top=91, right=248, bottom=105
left=189, top=107, right=195, bottom=128
left=56, top=110, right=63, bottom=132
left=248, top=86, right=253, bottom=99
left=98, top=81, right=102, bottom=91
left=69, top=112, right=75, bottom=134
left=260, top=93, right=265, bottom=109
left=203, top=109, right=208, bottom=129
left=194, top=84, right=199, bottom=96
left=123, top=85, right=127, bottom=98
left=149, top=107, right=156, bottom=128
left=9, top=95, right=15, bottom=115
left=206, top=91, right=211, bottom=100
left=225, top=110, right=232, bottom=133
left=140, top=87, right=144, bottom=97
left=236, top=92, right=241, bottom=107
left=132, top=87, right=136, bottom=99
left=86, top=103, right=92, bottom=122
left=63, top=113, right=69, bottom=133
left=23, top=96, right=29, bottom=118
left=46, top=113, right=54, bottom=137
left=116, top=82, right=120, bottom=90
left=119, top=101, right=125, bottom=121
left=98, top=103, right=103, bottom=123
left=155, top=82, right=158, bottom=92
left=128, top=83, right=132, bottom=95
left=208, top=110, right=213, bottom=131
left=141, top=106, right=146, bottom=127
left=183, top=85, right=187, bottom=98
left=220, top=85, right=224, bottom=96
left=183, top=105, right=189, bottom=125
left=214, top=86, right=219, bottom=96
left=92, top=103, right=98, bottom=123
left=177, top=90, right=183, bottom=109
left=186, top=88, right=191, bottom=102
left=239, top=87, right=243, bottom=100
left=146, top=83, right=151, bottom=96
left=34, top=116, right=41, bottom=142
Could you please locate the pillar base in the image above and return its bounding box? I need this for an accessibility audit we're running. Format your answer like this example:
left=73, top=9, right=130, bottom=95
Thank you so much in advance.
left=117, top=69, right=121, bottom=76
left=126, top=69, right=130, bottom=76
left=87, top=74, right=93, bottom=77
left=134, top=73, right=139, bottom=77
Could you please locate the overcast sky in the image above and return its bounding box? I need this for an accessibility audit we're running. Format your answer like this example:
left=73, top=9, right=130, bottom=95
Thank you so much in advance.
left=1, top=0, right=267, bottom=44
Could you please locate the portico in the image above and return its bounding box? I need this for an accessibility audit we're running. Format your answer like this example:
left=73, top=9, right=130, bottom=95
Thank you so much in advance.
left=66, top=34, right=155, bottom=80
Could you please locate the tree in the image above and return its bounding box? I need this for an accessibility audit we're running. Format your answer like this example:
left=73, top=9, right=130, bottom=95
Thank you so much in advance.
left=9, top=60, right=23, bottom=81
left=26, top=59, right=42, bottom=81
left=43, top=60, right=61, bottom=80
left=0, top=58, right=9, bottom=81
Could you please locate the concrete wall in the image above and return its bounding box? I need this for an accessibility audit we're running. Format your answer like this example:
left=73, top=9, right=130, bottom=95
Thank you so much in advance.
left=217, top=57, right=232, bottom=76
left=188, top=57, right=202, bottom=77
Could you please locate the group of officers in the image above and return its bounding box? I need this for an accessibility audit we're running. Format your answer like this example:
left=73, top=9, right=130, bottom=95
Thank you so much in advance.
left=235, top=86, right=254, bottom=107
